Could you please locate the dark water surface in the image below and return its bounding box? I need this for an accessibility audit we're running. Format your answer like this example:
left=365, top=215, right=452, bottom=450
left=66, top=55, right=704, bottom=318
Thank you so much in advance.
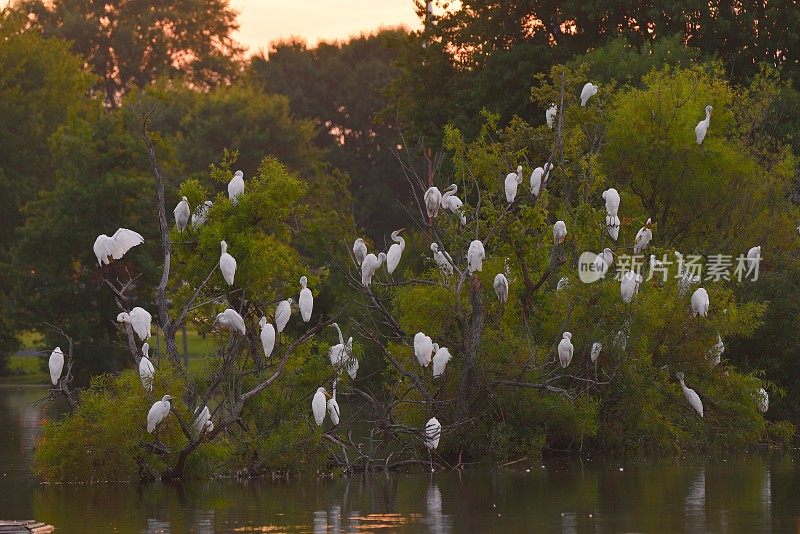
left=2, top=385, right=799, bottom=533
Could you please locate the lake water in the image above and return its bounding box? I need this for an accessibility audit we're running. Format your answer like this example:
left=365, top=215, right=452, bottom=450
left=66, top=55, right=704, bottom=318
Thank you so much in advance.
left=1, top=384, right=799, bottom=533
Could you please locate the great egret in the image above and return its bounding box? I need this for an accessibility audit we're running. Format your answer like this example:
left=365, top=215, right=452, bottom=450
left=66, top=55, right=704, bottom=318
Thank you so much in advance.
left=93, top=228, right=144, bottom=265
left=345, top=352, right=359, bottom=380
left=530, top=167, right=545, bottom=197
left=312, top=387, right=329, bottom=426
left=620, top=271, right=643, bottom=303
left=707, top=334, right=724, bottom=365
left=414, top=332, right=434, bottom=367
left=219, top=240, right=237, bottom=286
left=494, top=273, right=509, bottom=303
left=553, top=220, right=567, bottom=244
left=546, top=104, right=557, bottom=128
left=327, top=390, right=340, bottom=425
left=361, top=252, right=386, bottom=286
left=746, top=246, right=761, bottom=277
left=634, top=218, right=653, bottom=254
left=214, top=308, right=246, bottom=335
left=299, top=276, right=313, bottom=322
left=259, top=317, right=276, bottom=357
left=430, top=243, right=453, bottom=275
left=441, top=184, right=466, bottom=225
left=756, top=387, right=769, bottom=413
left=329, top=322, right=347, bottom=366
left=194, top=406, right=212, bottom=433
left=173, top=196, right=190, bottom=232
left=695, top=105, right=712, bottom=145
left=191, top=200, right=213, bottom=228
left=432, top=345, right=451, bottom=377
left=425, top=417, right=441, bottom=449
left=558, top=332, right=574, bottom=368
left=353, top=238, right=368, bottom=265
left=147, top=394, right=172, bottom=433
left=691, top=288, right=710, bottom=317
left=602, top=188, right=621, bottom=241
left=275, top=298, right=293, bottom=333
left=139, top=342, right=155, bottom=391
left=48, top=347, right=63, bottom=385
left=591, top=342, right=602, bottom=363
left=117, top=307, right=152, bottom=341
left=228, top=170, right=244, bottom=203
left=467, top=240, right=485, bottom=273
left=580, top=82, right=598, bottom=106
left=676, top=372, right=703, bottom=417
left=386, top=229, right=406, bottom=274
left=593, top=248, right=614, bottom=278
left=505, top=165, right=523, bottom=204
left=424, top=187, right=442, bottom=218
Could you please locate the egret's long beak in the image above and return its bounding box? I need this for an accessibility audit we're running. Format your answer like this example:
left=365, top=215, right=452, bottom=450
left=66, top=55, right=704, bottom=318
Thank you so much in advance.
left=397, top=228, right=405, bottom=233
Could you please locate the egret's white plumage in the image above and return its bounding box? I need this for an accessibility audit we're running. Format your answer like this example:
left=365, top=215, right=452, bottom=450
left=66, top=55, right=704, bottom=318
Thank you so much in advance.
left=424, top=187, right=442, bottom=218
left=191, top=200, right=213, bottom=228
left=194, top=406, right=212, bottom=433
left=117, top=307, right=152, bottom=341
left=546, top=104, right=557, bottom=128
left=353, top=238, right=368, bottom=265
left=298, top=276, right=313, bottom=322
left=602, top=188, right=621, bottom=241
left=214, top=308, right=246, bottom=335
left=676, top=372, right=703, bottom=417
left=93, top=228, right=144, bottom=266
left=173, top=196, right=190, bottom=232
left=746, top=246, right=761, bottom=277
left=329, top=323, right=347, bottom=367
left=558, top=332, right=574, bottom=368
left=530, top=167, right=545, bottom=197
left=591, top=342, right=602, bottom=363
left=432, top=346, right=451, bottom=378
left=386, top=229, right=406, bottom=274
left=414, top=332, right=434, bottom=367
left=756, top=387, right=769, bottom=413
left=275, top=298, right=293, bottom=333
left=580, top=82, right=598, bottom=106
left=219, top=240, right=237, bottom=286
left=139, top=342, right=155, bottom=391
left=494, top=273, right=509, bottom=303
left=691, top=288, right=710, bottom=317
left=553, top=220, right=567, bottom=244
left=48, top=347, right=64, bottom=385
left=620, top=271, right=643, bottom=303
left=424, top=417, right=441, bottom=449
left=634, top=218, right=653, bottom=254
left=593, top=248, right=614, bottom=278
left=441, top=184, right=466, bottom=225
left=430, top=243, right=453, bottom=276
left=467, top=240, right=485, bottom=273
left=695, top=105, right=712, bottom=145
left=259, top=317, right=276, bottom=357
left=707, top=334, right=724, bottom=365
left=228, top=170, right=244, bottom=203
left=361, top=252, right=386, bottom=286
left=147, top=394, right=172, bottom=433
left=312, top=387, right=328, bottom=426
left=345, top=349, right=359, bottom=380
left=327, top=395, right=340, bottom=425
left=505, top=165, right=523, bottom=204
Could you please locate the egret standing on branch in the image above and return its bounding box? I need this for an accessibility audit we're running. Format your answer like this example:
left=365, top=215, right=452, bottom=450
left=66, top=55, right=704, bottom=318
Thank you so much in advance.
left=691, top=288, right=710, bottom=317
left=352, top=238, right=368, bottom=265
left=299, top=276, right=313, bottom=322
left=424, top=186, right=442, bottom=218
left=505, top=165, right=523, bottom=204
left=634, top=218, right=653, bottom=254
left=602, top=188, right=621, bottom=241
left=695, top=105, right=712, bottom=145
left=312, top=387, right=328, bottom=426
left=386, top=229, right=406, bottom=274
left=259, top=317, right=276, bottom=357
left=361, top=252, right=386, bottom=286
left=441, top=184, right=466, bottom=225
left=494, top=273, right=509, bottom=303
left=327, top=384, right=340, bottom=425
left=275, top=298, right=293, bottom=333
left=147, top=394, right=172, bottom=433
left=580, top=82, right=598, bottom=106
left=746, top=246, right=761, bottom=278
left=194, top=406, right=212, bottom=433
left=530, top=166, right=545, bottom=197
left=93, top=228, right=144, bottom=265
left=546, top=104, right=557, bottom=128
left=139, top=342, right=155, bottom=391
left=117, top=307, right=152, bottom=341
left=591, top=342, right=602, bottom=363
left=553, top=220, right=567, bottom=244
left=214, top=308, right=246, bottom=335
left=48, top=347, right=63, bottom=386
left=558, top=332, right=574, bottom=368
left=414, top=332, right=434, bottom=367
left=425, top=417, right=441, bottom=450
left=676, top=372, right=703, bottom=417
left=432, top=345, right=452, bottom=377
left=219, top=240, right=237, bottom=286
left=620, top=271, right=643, bottom=303
left=191, top=200, right=212, bottom=228
left=173, top=196, right=190, bottom=232
left=431, top=243, right=453, bottom=275
left=228, top=170, right=244, bottom=203
left=467, top=240, right=485, bottom=273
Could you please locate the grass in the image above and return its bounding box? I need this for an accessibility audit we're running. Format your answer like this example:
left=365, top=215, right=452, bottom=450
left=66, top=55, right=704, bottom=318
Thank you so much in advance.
left=3, top=354, right=49, bottom=384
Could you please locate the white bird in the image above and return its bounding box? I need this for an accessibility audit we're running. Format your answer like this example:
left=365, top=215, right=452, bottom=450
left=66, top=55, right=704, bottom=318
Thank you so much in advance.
left=691, top=288, right=710, bottom=317
left=695, top=105, right=712, bottom=145
left=345, top=352, right=359, bottom=380
left=191, top=200, right=213, bottom=228
left=634, top=218, right=653, bottom=254
left=48, top=347, right=64, bottom=386
left=147, top=394, right=172, bottom=433
left=329, top=323, right=349, bottom=367
left=312, top=387, right=328, bottom=426
left=117, top=307, right=152, bottom=341
left=228, top=170, right=245, bottom=203
left=707, top=334, right=724, bottom=365
left=580, top=82, right=598, bottom=106
left=139, top=343, right=155, bottom=391
left=676, top=372, right=703, bottom=417
left=602, top=188, right=621, bottom=241
left=441, top=184, right=466, bottom=225
left=558, top=332, right=574, bottom=368
left=530, top=167, right=545, bottom=197
left=93, top=228, right=144, bottom=266
left=504, top=165, right=523, bottom=204
left=386, top=229, right=406, bottom=274
left=424, top=187, right=442, bottom=218
left=546, top=104, right=557, bottom=128
left=432, top=345, right=451, bottom=377
left=424, top=417, right=441, bottom=449
left=557, top=276, right=570, bottom=291
left=219, top=240, right=237, bottom=286
left=173, top=196, right=190, bottom=232
left=194, top=406, right=212, bottom=433
left=259, top=317, right=276, bottom=358
left=494, top=273, right=509, bottom=302
left=593, top=248, right=614, bottom=278
left=327, top=394, right=340, bottom=425
left=553, top=220, right=567, bottom=244
left=352, top=238, right=368, bottom=265
left=620, top=271, right=643, bottom=303
left=430, top=243, right=453, bottom=276
left=414, top=332, right=434, bottom=367
left=467, top=240, right=485, bottom=273
left=298, top=276, right=313, bottom=322
left=361, top=252, right=386, bottom=286
left=275, top=298, right=293, bottom=333
left=214, top=308, right=246, bottom=335
left=590, top=342, right=602, bottom=363
left=746, top=246, right=761, bottom=277
left=756, top=387, right=769, bottom=413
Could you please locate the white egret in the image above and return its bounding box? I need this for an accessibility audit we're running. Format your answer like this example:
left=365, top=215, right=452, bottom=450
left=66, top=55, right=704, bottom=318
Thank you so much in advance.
left=634, top=218, right=653, bottom=254
left=504, top=165, right=523, bottom=204
left=386, top=229, right=406, bottom=274
left=707, top=334, right=724, bottom=365
left=327, top=391, right=340, bottom=425
left=558, top=332, right=574, bottom=368
left=93, top=228, right=144, bottom=265
left=620, top=271, right=643, bottom=303
left=676, top=372, right=703, bottom=417
left=415, top=333, right=435, bottom=368
left=312, top=387, right=328, bottom=426
left=298, top=276, right=313, bottom=322
left=553, top=220, right=567, bottom=244
left=48, top=347, right=64, bottom=386
left=173, top=196, right=190, bottom=232
left=546, top=104, right=557, bottom=128
left=219, top=240, right=236, bottom=286
left=191, top=200, right=212, bottom=228
left=194, top=406, right=212, bottom=433
left=352, top=238, right=368, bottom=265
left=228, top=170, right=244, bottom=203
left=441, top=184, right=466, bottom=225
left=602, top=188, right=621, bottom=241
left=691, top=288, right=710, bottom=317
left=756, top=387, right=769, bottom=413
left=117, top=307, right=152, bottom=341
left=345, top=348, right=359, bottom=380
left=329, top=322, right=347, bottom=366
left=557, top=276, right=570, bottom=291
left=361, top=252, right=386, bottom=286
left=467, top=240, right=485, bottom=273
left=275, top=298, right=293, bottom=333
left=430, top=243, right=453, bottom=275
left=494, top=273, right=509, bottom=303
left=424, top=186, right=442, bottom=218
left=139, top=342, right=155, bottom=391
left=214, top=308, right=246, bottom=335
left=580, top=82, right=598, bottom=106
left=530, top=167, right=545, bottom=197
left=593, top=248, right=614, bottom=278
left=259, top=317, right=276, bottom=358
left=695, top=105, right=712, bottom=145
left=432, top=345, right=451, bottom=377
left=424, top=417, right=441, bottom=449
left=591, top=342, right=602, bottom=363
left=147, top=394, right=173, bottom=433
left=746, top=246, right=761, bottom=277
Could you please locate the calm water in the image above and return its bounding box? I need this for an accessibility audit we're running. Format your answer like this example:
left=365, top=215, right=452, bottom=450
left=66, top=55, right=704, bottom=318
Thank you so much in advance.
left=1, top=385, right=800, bottom=533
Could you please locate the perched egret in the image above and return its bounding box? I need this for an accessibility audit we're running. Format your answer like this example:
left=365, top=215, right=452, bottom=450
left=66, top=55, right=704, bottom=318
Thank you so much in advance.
left=214, top=308, right=246, bottom=335
left=93, top=228, right=144, bottom=265
left=676, top=372, right=703, bottom=417
left=191, top=200, right=212, bottom=228
left=194, top=406, right=212, bottom=433
left=591, top=342, right=602, bottom=363
left=139, top=343, right=155, bottom=391
left=259, top=317, right=276, bottom=357
left=117, top=307, right=152, bottom=341
left=494, top=273, right=509, bottom=303
left=691, top=288, right=710, bottom=317
left=620, top=271, right=643, bottom=303
left=228, top=170, right=244, bottom=203
left=424, top=187, right=442, bottom=218
left=312, top=387, right=328, bottom=426
left=329, top=323, right=347, bottom=367
left=634, top=218, right=653, bottom=254
left=414, top=332, right=434, bottom=367
left=558, top=332, right=574, bottom=368
left=430, top=243, right=454, bottom=276
left=695, top=105, right=712, bottom=145
left=707, top=334, right=724, bottom=365
left=327, top=391, right=340, bottom=425
left=553, top=220, right=567, bottom=244
left=345, top=353, right=359, bottom=380
left=746, top=246, right=761, bottom=277
left=530, top=167, right=545, bottom=197
left=756, top=387, right=769, bottom=413
left=173, top=196, right=190, bottom=232
left=424, top=417, right=441, bottom=449
left=580, top=82, right=598, bottom=106
left=147, top=394, right=173, bottom=433
left=504, top=165, right=523, bottom=204
left=353, top=238, right=368, bottom=265
left=602, top=188, right=621, bottom=241
left=546, top=104, right=557, bottom=128
left=48, top=347, right=64, bottom=386
left=275, top=298, right=293, bottom=333
left=441, top=184, right=466, bottom=225
left=593, top=248, right=614, bottom=278
left=467, top=240, right=485, bottom=273
left=298, top=276, right=313, bottom=322
left=361, top=252, right=386, bottom=286
left=557, top=277, right=570, bottom=291
left=219, top=240, right=236, bottom=286
left=432, top=345, right=452, bottom=378
left=386, top=229, right=406, bottom=274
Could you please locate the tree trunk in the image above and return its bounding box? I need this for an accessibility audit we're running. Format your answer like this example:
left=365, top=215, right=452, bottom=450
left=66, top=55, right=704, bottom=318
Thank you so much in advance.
left=457, top=274, right=484, bottom=421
